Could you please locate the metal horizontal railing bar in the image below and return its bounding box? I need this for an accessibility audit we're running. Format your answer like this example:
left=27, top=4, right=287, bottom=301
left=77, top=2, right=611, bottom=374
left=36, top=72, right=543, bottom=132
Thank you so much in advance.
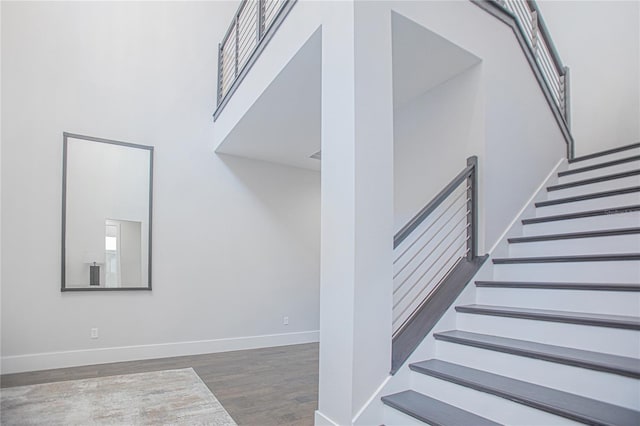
left=526, top=0, right=565, bottom=71
left=215, top=0, right=296, bottom=117
left=393, top=237, right=468, bottom=323
left=394, top=212, right=469, bottom=291
left=237, top=38, right=257, bottom=62
left=393, top=201, right=468, bottom=280
left=537, top=47, right=561, bottom=91
left=393, top=203, right=470, bottom=282
left=538, top=51, right=560, bottom=85
left=393, top=205, right=468, bottom=283
left=392, top=257, right=464, bottom=335
left=266, top=2, right=279, bottom=15
left=238, top=39, right=256, bottom=61
left=394, top=166, right=474, bottom=249
left=394, top=216, right=469, bottom=297
left=394, top=191, right=467, bottom=266
left=238, top=20, right=256, bottom=42
left=393, top=192, right=467, bottom=266
left=511, top=1, right=532, bottom=32
left=395, top=243, right=466, bottom=324
left=511, top=2, right=533, bottom=40
left=220, top=1, right=248, bottom=47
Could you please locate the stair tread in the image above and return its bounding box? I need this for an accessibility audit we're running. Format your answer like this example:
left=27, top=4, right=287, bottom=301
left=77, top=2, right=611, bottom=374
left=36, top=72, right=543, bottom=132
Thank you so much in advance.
left=409, top=359, right=640, bottom=426
left=475, top=280, right=640, bottom=291
left=535, top=186, right=640, bottom=208
left=382, top=390, right=502, bottom=426
left=508, top=227, right=640, bottom=243
left=455, top=304, right=640, bottom=330
left=548, top=169, right=640, bottom=191
left=493, top=253, right=640, bottom=263
left=522, top=204, right=640, bottom=224
left=434, top=330, right=640, bottom=378
left=568, top=142, right=640, bottom=164
left=559, top=155, right=640, bottom=177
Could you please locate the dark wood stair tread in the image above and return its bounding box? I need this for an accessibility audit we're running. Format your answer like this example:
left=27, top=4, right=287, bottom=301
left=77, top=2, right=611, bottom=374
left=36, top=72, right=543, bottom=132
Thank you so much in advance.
left=493, top=253, right=640, bottom=263
left=508, top=227, right=640, bottom=243
left=409, top=360, right=640, bottom=426
left=434, top=330, right=640, bottom=378
left=568, top=142, right=640, bottom=164
left=455, top=304, right=640, bottom=330
left=475, top=280, right=640, bottom=291
left=535, top=186, right=640, bottom=208
left=547, top=169, right=640, bottom=191
left=559, top=155, right=640, bottom=177
left=522, top=205, right=640, bottom=224
left=381, top=390, right=502, bottom=426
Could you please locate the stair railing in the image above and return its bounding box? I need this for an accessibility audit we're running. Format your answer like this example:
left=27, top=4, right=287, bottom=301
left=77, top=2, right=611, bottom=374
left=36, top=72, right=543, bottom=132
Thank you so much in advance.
left=393, top=157, right=479, bottom=336
left=215, top=0, right=296, bottom=120
left=497, top=1, right=569, bottom=125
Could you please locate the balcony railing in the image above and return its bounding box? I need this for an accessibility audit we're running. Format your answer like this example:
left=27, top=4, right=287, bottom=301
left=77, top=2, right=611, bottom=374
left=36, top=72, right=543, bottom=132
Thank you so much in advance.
left=214, top=1, right=571, bottom=155
left=215, top=0, right=294, bottom=118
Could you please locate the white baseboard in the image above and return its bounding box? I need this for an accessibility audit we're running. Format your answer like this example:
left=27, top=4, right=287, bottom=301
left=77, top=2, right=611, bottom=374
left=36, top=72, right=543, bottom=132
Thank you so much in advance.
left=0, top=330, right=319, bottom=374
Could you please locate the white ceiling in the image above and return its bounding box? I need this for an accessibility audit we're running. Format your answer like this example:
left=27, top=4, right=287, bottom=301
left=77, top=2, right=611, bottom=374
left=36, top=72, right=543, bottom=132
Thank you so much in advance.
left=216, top=28, right=322, bottom=171
left=216, top=12, right=480, bottom=171
left=391, top=12, right=481, bottom=110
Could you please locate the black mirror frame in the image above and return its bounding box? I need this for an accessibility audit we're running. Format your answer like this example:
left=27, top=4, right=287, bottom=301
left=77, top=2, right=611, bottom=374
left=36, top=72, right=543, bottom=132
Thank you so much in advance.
left=61, top=132, right=154, bottom=292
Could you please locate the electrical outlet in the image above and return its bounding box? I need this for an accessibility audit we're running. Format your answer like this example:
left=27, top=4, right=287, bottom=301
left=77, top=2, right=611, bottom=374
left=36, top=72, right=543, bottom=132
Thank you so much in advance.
left=283, top=316, right=289, bottom=325
left=90, top=328, right=99, bottom=339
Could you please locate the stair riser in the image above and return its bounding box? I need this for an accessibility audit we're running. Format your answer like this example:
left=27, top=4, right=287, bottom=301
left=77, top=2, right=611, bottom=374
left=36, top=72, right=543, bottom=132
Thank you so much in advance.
left=493, top=261, right=640, bottom=283
left=522, top=212, right=640, bottom=236
left=409, top=373, right=583, bottom=426
left=435, top=341, right=640, bottom=409
left=568, top=148, right=640, bottom=170
left=476, top=288, right=640, bottom=317
left=547, top=175, right=640, bottom=200
left=559, top=161, right=640, bottom=184
left=535, top=193, right=640, bottom=217
left=456, top=313, right=640, bottom=358
left=508, top=234, right=640, bottom=257
left=382, top=406, right=424, bottom=426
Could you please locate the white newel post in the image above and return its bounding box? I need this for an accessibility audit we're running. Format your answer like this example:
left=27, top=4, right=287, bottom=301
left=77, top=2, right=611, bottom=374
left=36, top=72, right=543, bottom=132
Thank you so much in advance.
left=316, top=1, right=394, bottom=425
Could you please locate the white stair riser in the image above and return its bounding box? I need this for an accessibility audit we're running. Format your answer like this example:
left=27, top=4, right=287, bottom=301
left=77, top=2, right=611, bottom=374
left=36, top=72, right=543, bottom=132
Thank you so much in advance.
left=535, top=193, right=640, bottom=217
left=558, top=161, right=640, bottom=184
left=492, top=261, right=640, bottom=283
left=522, top=212, right=640, bottom=236
left=456, top=313, right=640, bottom=358
left=508, top=234, right=640, bottom=257
left=476, top=288, right=640, bottom=317
left=436, top=341, right=640, bottom=410
left=568, top=148, right=640, bottom=170
left=382, top=406, right=425, bottom=426
left=409, top=373, right=583, bottom=426
left=547, top=175, right=640, bottom=200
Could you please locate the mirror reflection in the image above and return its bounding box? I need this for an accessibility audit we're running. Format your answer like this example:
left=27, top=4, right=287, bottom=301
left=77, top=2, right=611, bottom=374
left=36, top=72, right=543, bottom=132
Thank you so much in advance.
left=62, top=133, right=153, bottom=290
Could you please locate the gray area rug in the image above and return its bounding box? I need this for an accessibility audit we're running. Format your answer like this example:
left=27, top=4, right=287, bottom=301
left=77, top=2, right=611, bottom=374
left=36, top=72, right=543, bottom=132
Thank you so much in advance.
left=0, top=368, right=237, bottom=425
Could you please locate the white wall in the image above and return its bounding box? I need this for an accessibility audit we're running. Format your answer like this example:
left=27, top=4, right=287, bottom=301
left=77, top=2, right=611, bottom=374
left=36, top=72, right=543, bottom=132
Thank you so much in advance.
left=1, top=1, right=320, bottom=373
left=537, top=0, right=640, bottom=156
left=391, top=0, right=566, bottom=254
left=394, top=65, right=483, bottom=232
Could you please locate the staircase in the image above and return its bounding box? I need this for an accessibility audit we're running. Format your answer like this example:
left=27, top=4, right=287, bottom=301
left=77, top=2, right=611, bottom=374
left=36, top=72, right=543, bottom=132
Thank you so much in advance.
left=382, top=143, right=640, bottom=426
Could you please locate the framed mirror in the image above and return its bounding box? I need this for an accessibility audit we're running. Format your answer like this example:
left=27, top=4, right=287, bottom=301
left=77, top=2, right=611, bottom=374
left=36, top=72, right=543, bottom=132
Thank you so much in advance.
left=62, top=132, right=153, bottom=291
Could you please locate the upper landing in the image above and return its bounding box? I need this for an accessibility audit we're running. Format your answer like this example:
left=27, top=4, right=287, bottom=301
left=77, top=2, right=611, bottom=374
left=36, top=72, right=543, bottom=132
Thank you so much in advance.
left=212, top=0, right=571, bottom=170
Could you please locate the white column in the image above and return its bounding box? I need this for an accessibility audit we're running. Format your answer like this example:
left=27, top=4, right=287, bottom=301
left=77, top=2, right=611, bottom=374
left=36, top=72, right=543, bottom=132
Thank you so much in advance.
left=316, top=1, right=394, bottom=424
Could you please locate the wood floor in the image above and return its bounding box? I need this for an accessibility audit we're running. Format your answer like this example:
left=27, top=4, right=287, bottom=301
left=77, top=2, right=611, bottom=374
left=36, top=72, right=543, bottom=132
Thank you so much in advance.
left=0, top=343, right=319, bottom=426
